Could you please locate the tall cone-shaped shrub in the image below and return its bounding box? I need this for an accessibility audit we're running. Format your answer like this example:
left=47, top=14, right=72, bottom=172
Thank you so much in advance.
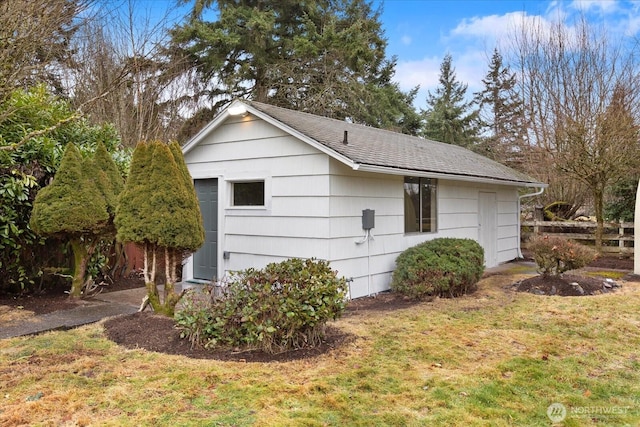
left=115, top=141, right=204, bottom=316
left=93, top=141, right=124, bottom=216
left=30, top=143, right=109, bottom=297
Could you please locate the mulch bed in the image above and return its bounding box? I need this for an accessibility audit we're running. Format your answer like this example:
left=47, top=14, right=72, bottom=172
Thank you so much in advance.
left=512, top=274, right=620, bottom=296
left=103, top=292, right=415, bottom=363
left=103, top=312, right=355, bottom=363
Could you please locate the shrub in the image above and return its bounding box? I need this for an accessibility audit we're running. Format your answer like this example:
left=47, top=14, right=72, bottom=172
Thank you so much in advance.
left=528, top=235, right=597, bottom=277
left=176, top=258, right=347, bottom=354
left=391, top=238, right=484, bottom=300
left=0, top=86, right=126, bottom=293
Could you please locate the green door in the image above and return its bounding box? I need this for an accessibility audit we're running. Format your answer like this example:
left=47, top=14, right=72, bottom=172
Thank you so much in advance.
left=193, top=179, right=218, bottom=280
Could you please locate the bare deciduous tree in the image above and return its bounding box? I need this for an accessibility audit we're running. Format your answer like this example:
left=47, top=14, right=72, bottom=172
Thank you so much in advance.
left=67, top=0, right=194, bottom=147
left=512, top=15, right=640, bottom=247
left=0, top=0, right=87, bottom=100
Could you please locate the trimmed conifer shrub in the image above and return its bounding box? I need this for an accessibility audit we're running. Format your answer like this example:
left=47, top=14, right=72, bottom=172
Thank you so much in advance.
left=114, top=142, right=153, bottom=244
left=115, top=141, right=204, bottom=316
left=92, top=141, right=124, bottom=217
left=29, top=143, right=110, bottom=297
left=391, top=238, right=484, bottom=299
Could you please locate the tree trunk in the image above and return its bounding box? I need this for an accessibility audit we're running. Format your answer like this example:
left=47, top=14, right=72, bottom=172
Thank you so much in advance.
left=153, top=247, right=183, bottom=317
left=144, top=244, right=163, bottom=312
left=142, top=245, right=183, bottom=317
left=594, top=187, right=604, bottom=250
left=69, top=239, right=88, bottom=298
left=254, top=66, right=269, bottom=103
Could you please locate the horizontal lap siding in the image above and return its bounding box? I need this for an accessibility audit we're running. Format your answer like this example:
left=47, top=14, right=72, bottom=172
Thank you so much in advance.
left=184, top=115, right=522, bottom=293
left=437, top=182, right=481, bottom=239
left=327, top=164, right=405, bottom=297
left=185, top=116, right=332, bottom=279
left=439, top=182, right=519, bottom=264
left=326, top=172, right=522, bottom=297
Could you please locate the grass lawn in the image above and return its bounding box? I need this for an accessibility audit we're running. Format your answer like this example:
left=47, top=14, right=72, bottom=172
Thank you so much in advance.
left=2, top=267, right=640, bottom=426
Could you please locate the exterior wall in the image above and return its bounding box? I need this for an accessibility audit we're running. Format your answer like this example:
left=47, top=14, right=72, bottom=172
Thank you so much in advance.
left=183, top=114, right=333, bottom=281
left=438, top=180, right=519, bottom=264
left=183, top=113, right=521, bottom=298
left=326, top=161, right=520, bottom=298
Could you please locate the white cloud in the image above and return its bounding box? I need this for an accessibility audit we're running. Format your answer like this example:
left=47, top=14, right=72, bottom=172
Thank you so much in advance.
left=450, top=11, right=529, bottom=40
left=569, top=0, right=621, bottom=14
left=625, top=14, right=640, bottom=35
left=392, top=1, right=640, bottom=110
left=395, top=56, right=441, bottom=92
left=400, top=35, right=412, bottom=45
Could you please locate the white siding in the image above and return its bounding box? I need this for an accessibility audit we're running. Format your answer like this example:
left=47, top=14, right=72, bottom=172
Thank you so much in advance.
left=323, top=164, right=521, bottom=297
left=183, top=114, right=522, bottom=297
left=184, top=115, right=332, bottom=280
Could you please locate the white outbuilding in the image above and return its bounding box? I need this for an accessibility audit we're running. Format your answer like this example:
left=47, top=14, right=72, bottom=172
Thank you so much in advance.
left=181, top=100, right=546, bottom=298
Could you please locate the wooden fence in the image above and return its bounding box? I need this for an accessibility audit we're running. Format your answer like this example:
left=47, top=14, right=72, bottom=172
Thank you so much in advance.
left=521, top=220, right=634, bottom=256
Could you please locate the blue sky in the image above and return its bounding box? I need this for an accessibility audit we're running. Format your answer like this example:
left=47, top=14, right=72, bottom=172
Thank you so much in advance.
left=118, top=0, right=640, bottom=109
left=376, top=0, right=640, bottom=107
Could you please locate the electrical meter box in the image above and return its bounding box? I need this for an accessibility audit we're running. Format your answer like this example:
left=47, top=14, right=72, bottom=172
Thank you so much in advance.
left=362, top=209, right=375, bottom=230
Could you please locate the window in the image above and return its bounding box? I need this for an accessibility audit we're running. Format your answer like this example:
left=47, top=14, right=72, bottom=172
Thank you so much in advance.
left=232, top=181, right=264, bottom=206
left=404, top=177, right=437, bottom=233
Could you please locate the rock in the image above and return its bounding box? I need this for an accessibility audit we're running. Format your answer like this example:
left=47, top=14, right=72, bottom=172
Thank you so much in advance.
left=550, top=285, right=557, bottom=295
left=603, top=278, right=621, bottom=289
left=570, top=282, right=585, bottom=295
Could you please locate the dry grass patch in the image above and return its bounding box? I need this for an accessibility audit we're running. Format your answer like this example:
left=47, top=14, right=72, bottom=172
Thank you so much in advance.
left=0, top=305, right=34, bottom=324
left=1, top=272, right=640, bottom=426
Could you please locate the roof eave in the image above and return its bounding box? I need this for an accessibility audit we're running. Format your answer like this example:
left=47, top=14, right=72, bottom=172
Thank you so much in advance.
left=355, top=163, right=548, bottom=188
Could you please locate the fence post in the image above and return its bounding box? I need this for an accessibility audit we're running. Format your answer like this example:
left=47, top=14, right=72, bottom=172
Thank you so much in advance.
left=619, top=219, right=625, bottom=253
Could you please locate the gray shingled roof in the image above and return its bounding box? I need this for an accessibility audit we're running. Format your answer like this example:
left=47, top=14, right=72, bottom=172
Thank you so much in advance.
left=246, top=101, right=543, bottom=187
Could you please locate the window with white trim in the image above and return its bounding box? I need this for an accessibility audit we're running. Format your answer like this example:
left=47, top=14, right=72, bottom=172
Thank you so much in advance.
left=404, top=177, right=437, bottom=233
left=231, top=181, right=265, bottom=206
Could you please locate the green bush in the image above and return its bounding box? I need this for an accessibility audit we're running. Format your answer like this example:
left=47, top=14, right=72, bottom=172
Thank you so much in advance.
left=176, top=258, right=348, bottom=354
left=391, top=238, right=485, bottom=300
left=528, top=235, right=597, bottom=277
left=0, top=86, right=127, bottom=293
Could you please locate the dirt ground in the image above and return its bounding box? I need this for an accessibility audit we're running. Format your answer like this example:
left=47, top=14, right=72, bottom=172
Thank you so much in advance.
left=1, top=255, right=634, bottom=362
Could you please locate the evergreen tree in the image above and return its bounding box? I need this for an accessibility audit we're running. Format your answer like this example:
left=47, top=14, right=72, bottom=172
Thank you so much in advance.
left=115, top=141, right=204, bottom=316
left=169, top=0, right=420, bottom=135
left=421, top=54, right=480, bottom=147
left=605, top=177, right=638, bottom=222
left=474, top=48, right=525, bottom=166
left=30, top=143, right=109, bottom=297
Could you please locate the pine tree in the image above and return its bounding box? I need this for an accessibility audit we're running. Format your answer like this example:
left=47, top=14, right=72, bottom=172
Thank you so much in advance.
left=115, top=141, right=204, bottom=316
left=474, top=48, right=525, bottom=166
left=169, top=0, right=420, bottom=135
left=421, top=54, right=480, bottom=147
left=30, top=143, right=109, bottom=297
